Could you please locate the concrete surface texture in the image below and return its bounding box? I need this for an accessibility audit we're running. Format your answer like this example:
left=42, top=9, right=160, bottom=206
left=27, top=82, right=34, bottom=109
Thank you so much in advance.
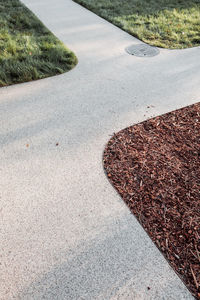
left=0, top=0, right=200, bottom=299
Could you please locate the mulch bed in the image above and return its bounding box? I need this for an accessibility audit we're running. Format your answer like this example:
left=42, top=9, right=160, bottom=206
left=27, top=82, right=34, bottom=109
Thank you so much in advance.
left=103, top=103, right=200, bottom=299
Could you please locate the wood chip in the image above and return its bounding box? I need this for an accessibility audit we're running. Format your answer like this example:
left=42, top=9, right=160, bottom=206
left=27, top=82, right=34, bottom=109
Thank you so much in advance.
left=104, top=103, right=200, bottom=299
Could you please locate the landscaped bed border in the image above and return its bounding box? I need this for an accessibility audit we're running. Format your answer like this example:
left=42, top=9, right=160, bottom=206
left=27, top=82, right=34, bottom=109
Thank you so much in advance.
left=104, top=102, right=200, bottom=299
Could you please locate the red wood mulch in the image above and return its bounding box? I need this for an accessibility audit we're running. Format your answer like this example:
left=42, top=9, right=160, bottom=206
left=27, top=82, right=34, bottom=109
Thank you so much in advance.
left=103, top=103, right=200, bottom=299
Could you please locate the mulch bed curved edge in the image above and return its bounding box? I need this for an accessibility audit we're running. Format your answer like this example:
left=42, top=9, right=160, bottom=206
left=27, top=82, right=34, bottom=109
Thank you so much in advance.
left=103, top=103, right=200, bottom=299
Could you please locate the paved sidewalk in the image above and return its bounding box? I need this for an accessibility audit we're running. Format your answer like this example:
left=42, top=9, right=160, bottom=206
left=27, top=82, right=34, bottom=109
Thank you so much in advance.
left=0, top=0, right=200, bottom=299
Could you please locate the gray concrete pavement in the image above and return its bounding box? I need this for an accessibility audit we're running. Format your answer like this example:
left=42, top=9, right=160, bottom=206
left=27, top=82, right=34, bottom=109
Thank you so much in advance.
left=0, top=0, right=200, bottom=299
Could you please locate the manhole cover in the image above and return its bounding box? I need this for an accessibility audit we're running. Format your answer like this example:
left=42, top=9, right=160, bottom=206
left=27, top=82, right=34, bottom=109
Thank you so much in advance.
left=126, top=44, right=159, bottom=57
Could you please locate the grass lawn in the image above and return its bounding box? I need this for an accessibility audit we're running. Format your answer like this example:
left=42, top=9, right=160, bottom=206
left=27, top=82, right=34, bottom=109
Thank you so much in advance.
left=74, top=0, right=200, bottom=49
left=0, top=0, right=77, bottom=87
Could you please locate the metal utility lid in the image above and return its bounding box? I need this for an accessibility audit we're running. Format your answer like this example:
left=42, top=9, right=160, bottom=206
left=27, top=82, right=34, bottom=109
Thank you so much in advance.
left=126, top=44, right=160, bottom=57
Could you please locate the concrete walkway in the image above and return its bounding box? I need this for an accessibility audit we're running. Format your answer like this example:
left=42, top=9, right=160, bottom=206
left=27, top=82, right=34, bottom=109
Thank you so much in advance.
left=1, top=0, right=200, bottom=299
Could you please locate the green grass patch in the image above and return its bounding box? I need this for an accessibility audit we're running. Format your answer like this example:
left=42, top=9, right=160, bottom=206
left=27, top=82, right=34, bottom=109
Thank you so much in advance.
left=0, top=0, right=77, bottom=87
left=74, top=0, right=200, bottom=49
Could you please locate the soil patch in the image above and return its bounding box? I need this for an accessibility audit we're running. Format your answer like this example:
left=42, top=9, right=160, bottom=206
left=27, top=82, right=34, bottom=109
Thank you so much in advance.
left=103, top=103, right=200, bottom=299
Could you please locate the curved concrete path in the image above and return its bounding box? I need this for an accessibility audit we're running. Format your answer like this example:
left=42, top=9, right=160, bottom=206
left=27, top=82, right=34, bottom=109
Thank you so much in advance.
left=1, top=0, right=200, bottom=299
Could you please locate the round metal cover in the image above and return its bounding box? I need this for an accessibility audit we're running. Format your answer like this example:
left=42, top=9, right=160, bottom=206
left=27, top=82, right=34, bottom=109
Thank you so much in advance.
left=126, top=44, right=159, bottom=57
